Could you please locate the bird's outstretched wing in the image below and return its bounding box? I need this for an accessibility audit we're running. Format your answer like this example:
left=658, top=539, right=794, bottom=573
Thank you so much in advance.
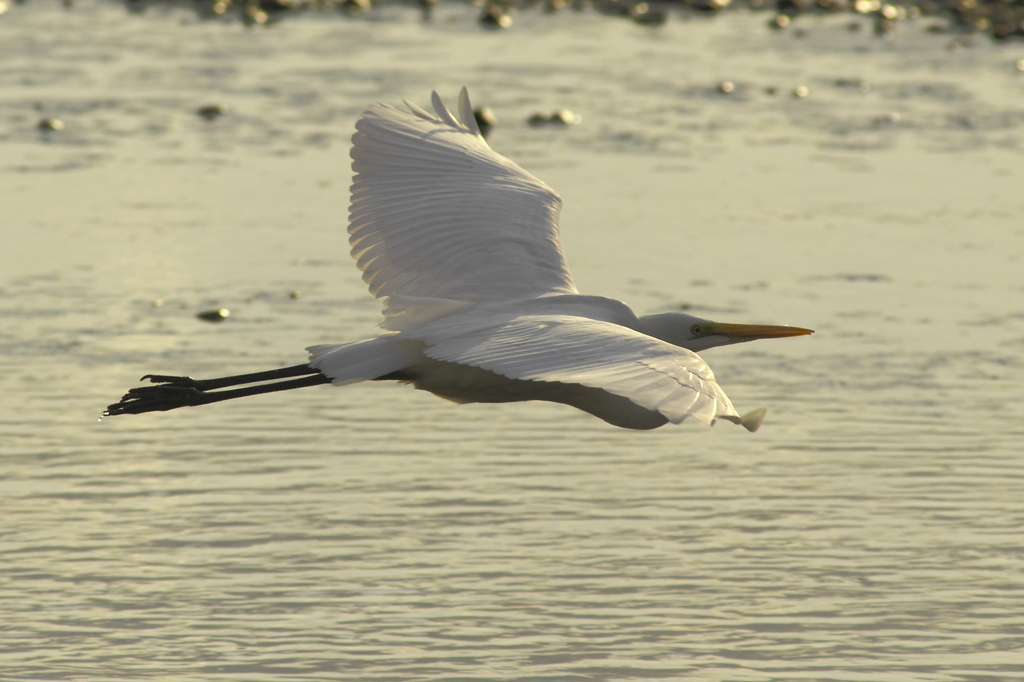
left=349, top=88, right=578, bottom=328
left=415, top=313, right=740, bottom=426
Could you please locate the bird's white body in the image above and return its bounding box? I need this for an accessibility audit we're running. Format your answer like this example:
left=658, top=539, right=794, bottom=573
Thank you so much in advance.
left=309, top=293, right=732, bottom=430
left=106, top=88, right=810, bottom=427
left=302, top=90, right=808, bottom=431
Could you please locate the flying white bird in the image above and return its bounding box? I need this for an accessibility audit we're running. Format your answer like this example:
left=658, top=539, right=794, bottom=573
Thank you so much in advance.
left=105, top=88, right=812, bottom=431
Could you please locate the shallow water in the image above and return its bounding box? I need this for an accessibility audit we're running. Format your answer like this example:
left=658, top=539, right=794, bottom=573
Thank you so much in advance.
left=2, top=2, right=1023, bottom=680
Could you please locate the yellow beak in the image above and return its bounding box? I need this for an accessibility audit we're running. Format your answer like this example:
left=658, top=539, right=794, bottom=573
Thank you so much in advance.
left=707, top=322, right=814, bottom=342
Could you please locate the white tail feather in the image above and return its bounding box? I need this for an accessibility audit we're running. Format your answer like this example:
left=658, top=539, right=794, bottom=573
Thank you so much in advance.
left=308, top=335, right=421, bottom=385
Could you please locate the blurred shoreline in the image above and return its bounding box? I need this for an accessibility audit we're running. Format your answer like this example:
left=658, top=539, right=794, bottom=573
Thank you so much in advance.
left=3, top=0, right=1024, bottom=41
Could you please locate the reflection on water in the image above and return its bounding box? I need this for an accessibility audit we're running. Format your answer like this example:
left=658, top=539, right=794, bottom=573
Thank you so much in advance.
left=2, top=1, right=1023, bottom=679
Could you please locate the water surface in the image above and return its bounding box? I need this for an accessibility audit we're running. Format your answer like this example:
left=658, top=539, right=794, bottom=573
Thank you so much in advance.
left=1, top=3, right=1023, bottom=680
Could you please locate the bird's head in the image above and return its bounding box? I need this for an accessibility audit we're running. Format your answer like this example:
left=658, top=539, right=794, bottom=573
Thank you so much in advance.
left=637, top=312, right=813, bottom=352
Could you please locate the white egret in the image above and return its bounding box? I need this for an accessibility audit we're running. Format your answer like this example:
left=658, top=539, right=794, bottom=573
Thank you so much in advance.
left=105, top=88, right=812, bottom=431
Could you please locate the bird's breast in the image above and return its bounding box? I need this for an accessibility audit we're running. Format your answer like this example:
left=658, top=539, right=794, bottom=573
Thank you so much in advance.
left=404, top=357, right=668, bottom=429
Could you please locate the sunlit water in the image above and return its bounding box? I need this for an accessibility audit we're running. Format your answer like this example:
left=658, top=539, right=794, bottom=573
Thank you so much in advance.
left=2, top=2, right=1023, bottom=679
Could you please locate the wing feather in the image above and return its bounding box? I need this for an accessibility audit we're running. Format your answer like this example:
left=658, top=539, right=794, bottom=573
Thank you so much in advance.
left=458, top=88, right=482, bottom=137
left=349, top=88, right=578, bottom=324
left=415, top=314, right=740, bottom=426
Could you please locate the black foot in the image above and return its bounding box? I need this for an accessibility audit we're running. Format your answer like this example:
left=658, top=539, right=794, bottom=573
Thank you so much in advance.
left=104, top=382, right=211, bottom=416
left=103, top=364, right=331, bottom=417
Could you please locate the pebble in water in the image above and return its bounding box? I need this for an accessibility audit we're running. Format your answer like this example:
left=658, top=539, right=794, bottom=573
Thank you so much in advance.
left=693, top=0, right=731, bottom=11
left=197, top=308, right=231, bottom=322
left=37, top=118, right=64, bottom=131
left=479, top=3, right=512, bottom=28
left=473, top=107, right=497, bottom=138
left=244, top=1, right=269, bottom=24
left=528, top=109, right=581, bottom=126
left=196, top=104, right=228, bottom=120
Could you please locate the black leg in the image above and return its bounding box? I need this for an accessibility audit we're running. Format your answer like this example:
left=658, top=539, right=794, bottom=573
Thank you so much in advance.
left=138, top=363, right=322, bottom=391
left=104, top=364, right=332, bottom=416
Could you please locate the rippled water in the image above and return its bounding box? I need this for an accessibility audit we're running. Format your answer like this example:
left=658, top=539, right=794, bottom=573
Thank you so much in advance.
left=2, top=2, right=1023, bottom=679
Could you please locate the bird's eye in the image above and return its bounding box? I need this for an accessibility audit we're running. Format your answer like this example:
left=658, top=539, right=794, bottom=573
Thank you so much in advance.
left=690, top=324, right=703, bottom=336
